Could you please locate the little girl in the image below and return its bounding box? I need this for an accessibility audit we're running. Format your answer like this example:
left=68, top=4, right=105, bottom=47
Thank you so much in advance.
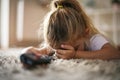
left=23, top=0, right=120, bottom=60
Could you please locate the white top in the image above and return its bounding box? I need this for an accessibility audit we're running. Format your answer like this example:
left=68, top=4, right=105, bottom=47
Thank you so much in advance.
left=89, top=34, right=109, bottom=51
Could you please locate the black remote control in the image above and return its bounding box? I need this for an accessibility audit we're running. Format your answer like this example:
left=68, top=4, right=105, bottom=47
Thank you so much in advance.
left=20, top=53, right=53, bottom=66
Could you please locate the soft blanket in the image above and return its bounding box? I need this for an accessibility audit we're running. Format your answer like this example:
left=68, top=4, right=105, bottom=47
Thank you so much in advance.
left=0, top=48, right=120, bottom=80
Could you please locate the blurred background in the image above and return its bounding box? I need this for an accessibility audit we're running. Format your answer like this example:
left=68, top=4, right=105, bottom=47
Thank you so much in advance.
left=0, top=0, right=120, bottom=49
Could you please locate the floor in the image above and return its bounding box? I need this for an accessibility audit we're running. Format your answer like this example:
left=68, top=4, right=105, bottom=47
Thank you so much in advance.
left=0, top=48, right=120, bottom=80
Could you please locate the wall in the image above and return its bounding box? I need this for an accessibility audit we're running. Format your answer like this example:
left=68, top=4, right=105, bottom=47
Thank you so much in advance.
left=9, top=0, right=17, bottom=47
left=95, top=0, right=111, bottom=9
left=9, top=0, right=49, bottom=47
left=23, top=0, right=49, bottom=41
left=84, top=0, right=120, bottom=45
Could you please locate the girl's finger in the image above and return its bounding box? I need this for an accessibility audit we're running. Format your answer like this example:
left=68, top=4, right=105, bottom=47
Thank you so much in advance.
left=56, top=49, right=66, bottom=55
left=61, top=44, right=74, bottom=50
left=56, top=53, right=63, bottom=59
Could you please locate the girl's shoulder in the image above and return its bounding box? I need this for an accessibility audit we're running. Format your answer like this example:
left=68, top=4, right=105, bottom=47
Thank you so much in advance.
left=90, top=34, right=106, bottom=40
left=89, top=34, right=109, bottom=51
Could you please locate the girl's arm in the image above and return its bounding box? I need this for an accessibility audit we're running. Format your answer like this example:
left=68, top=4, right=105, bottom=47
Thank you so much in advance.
left=75, top=43, right=120, bottom=60
left=21, top=46, right=53, bottom=56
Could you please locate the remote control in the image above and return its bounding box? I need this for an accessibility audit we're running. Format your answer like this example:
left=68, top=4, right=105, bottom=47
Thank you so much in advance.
left=20, top=53, right=53, bottom=66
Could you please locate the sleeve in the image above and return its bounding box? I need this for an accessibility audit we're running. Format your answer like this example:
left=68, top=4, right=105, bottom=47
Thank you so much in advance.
left=90, top=34, right=109, bottom=51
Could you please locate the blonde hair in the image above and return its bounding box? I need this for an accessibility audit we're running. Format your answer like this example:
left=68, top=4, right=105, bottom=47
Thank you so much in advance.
left=43, top=0, right=99, bottom=49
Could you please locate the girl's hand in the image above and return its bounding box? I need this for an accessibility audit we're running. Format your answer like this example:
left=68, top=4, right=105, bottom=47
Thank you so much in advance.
left=56, top=44, right=76, bottom=59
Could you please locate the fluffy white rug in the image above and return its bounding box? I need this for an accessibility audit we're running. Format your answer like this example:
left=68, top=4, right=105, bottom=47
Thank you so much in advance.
left=0, top=48, right=120, bottom=80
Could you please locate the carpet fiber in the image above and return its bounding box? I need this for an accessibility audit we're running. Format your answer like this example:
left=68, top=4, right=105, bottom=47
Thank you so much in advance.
left=0, top=48, right=120, bottom=80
